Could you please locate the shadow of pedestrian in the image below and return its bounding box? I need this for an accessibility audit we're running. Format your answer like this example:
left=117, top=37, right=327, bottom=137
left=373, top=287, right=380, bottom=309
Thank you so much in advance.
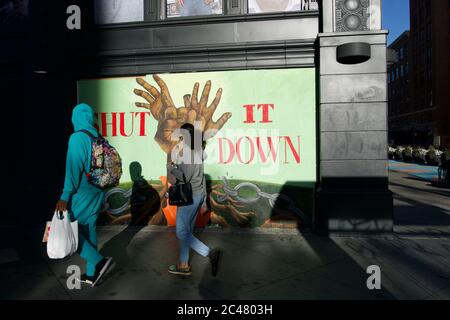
left=98, top=162, right=163, bottom=282
left=269, top=182, right=314, bottom=230
left=129, top=161, right=163, bottom=226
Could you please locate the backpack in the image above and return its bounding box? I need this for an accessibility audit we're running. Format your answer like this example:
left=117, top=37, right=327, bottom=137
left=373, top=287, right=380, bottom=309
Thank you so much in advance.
left=78, top=130, right=122, bottom=189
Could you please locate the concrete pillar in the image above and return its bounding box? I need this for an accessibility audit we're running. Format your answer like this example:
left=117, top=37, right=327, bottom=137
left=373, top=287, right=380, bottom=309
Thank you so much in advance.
left=316, top=0, right=393, bottom=235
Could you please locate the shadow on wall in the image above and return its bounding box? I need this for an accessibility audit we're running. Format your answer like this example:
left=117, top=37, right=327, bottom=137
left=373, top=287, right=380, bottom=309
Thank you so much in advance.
left=316, top=177, right=394, bottom=236
left=269, top=182, right=315, bottom=230
left=204, top=177, right=315, bottom=230
left=99, top=161, right=167, bottom=226
left=129, top=161, right=164, bottom=226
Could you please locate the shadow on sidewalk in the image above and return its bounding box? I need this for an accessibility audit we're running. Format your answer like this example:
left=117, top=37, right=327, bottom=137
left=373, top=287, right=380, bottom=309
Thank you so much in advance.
left=394, top=194, right=450, bottom=228
left=390, top=180, right=450, bottom=198
left=191, top=179, right=397, bottom=299
left=99, top=225, right=146, bottom=271
left=195, top=228, right=398, bottom=299
left=193, top=181, right=397, bottom=299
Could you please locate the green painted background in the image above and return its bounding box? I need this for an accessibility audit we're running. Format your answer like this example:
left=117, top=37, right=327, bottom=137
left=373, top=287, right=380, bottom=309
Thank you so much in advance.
left=78, top=69, right=317, bottom=227
left=78, top=69, right=316, bottom=184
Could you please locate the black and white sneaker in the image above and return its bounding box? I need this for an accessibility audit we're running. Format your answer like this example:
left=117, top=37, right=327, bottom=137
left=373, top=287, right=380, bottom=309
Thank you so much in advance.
left=91, top=257, right=115, bottom=287
left=76, top=274, right=95, bottom=286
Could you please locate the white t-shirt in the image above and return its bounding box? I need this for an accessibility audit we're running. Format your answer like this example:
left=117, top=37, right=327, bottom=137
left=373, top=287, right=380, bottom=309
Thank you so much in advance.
left=248, top=0, right=301, bottom=14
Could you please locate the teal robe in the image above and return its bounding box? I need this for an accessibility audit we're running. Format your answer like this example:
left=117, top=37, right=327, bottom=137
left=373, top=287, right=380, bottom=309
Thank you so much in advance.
left=61, top=103, right=104, bottom=276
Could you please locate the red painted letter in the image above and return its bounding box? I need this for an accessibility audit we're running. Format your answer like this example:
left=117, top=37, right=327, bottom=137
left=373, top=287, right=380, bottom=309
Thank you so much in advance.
left=119, top=112, right=134, bottom=137
left=218, top=138, right=235, bottom=164
left=243, top=105, right=256, bottom=124
left=283, top=136, right=301, bottom=164
left=256, top=137, right=280, bottom=163
left=258, top=104, right=275, bottom=123
left=101, top=112, right=117, bottom=137
left=136, top=112, right=151, bottom=136
left=236, top=136, right=255, bottom=164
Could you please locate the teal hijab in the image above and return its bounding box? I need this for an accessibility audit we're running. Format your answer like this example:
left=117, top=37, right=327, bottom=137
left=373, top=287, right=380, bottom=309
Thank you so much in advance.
left=72, top=103, right=98, bottom=136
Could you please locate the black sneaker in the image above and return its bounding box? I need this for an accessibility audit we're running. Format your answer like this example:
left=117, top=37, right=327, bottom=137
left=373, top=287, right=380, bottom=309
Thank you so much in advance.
left=208, top=248, right=222, bottom=277
left=91, top=257, right=115, bottom=287
left=76, top=274, right=95, bottom=286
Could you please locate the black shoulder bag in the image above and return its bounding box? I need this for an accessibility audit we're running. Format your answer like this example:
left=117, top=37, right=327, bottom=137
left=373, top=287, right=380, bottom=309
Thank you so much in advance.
left=168, top=171, right=193, bottom=207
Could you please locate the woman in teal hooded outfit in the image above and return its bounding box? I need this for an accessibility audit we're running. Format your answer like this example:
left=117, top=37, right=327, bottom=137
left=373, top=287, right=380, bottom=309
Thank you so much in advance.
left=55, top=103, right=113, bottom=286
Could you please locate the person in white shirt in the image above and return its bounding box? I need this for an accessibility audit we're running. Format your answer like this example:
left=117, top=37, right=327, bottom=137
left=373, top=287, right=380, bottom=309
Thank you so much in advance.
left=248, top=0, right=301, bottom=14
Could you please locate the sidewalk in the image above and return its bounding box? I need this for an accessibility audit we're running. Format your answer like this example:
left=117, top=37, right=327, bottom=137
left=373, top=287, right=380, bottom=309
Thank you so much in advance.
left=1, top=225, right=449, bottom=300
left=2, top=169, right=449, bottom=300
left=389, top=160, right=440, bottom=182
left=389, top=169, right=450, bottom=236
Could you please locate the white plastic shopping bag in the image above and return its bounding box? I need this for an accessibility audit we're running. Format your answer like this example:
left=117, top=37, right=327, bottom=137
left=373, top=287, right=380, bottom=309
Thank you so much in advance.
left=47, top=210, right=78, bottom=259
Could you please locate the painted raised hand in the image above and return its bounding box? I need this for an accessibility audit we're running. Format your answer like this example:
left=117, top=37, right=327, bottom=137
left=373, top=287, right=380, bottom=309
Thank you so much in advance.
left=134, top=75, right=232, bottom=154
left=184, top=80, right=232, bottom=135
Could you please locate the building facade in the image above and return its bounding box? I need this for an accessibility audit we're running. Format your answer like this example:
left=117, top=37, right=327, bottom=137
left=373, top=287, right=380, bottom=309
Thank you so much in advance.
left=388, top=32, right=412, bottom=145
left=4, top=0, right=393, bottom=235
left=388, top=0, right=450, bottom=148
